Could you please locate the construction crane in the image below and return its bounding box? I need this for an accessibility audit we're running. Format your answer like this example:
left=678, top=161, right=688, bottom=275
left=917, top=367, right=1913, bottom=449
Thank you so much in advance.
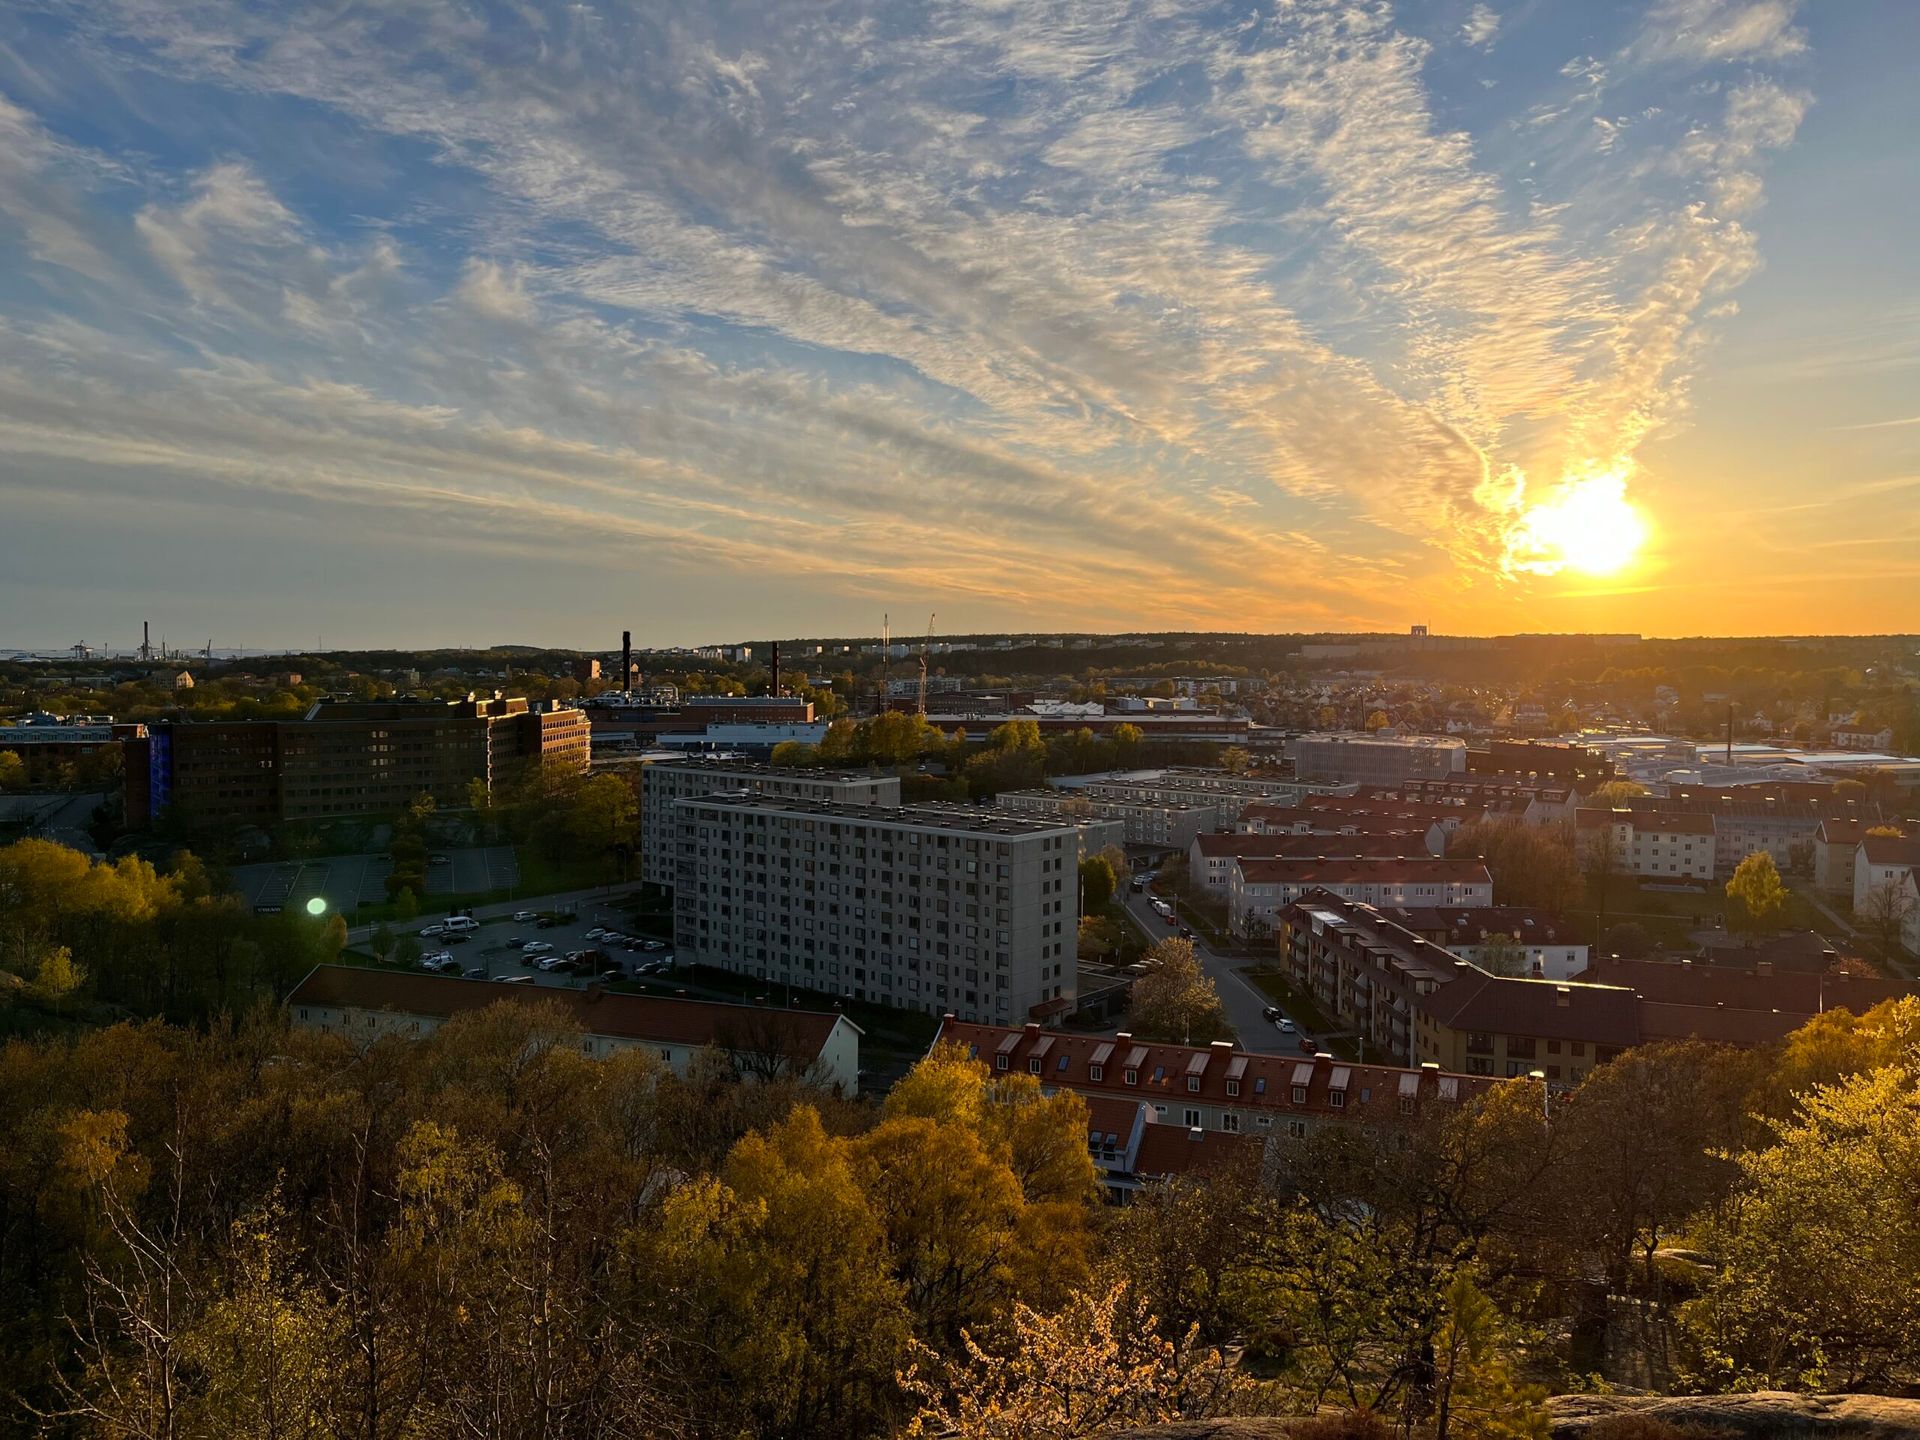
left=916, top=613, right=936, bottom=717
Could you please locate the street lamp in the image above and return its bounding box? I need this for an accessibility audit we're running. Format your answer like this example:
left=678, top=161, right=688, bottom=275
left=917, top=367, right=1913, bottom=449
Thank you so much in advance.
left=1528, top=1069, right=1550, bottom=1122
left=305, top=897, right=328, bottom=917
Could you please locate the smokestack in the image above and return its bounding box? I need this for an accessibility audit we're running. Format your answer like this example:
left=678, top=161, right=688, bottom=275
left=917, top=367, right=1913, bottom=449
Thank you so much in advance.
left=770, top=641, right=781, bottom=698
left=621, top=630, right=632, bottom=690
left=1727, top=702, right=1734, bottom=765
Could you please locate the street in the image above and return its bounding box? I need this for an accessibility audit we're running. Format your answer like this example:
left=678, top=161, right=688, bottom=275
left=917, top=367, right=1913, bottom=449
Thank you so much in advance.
left=1118, top=881, right=1309, bottom=1055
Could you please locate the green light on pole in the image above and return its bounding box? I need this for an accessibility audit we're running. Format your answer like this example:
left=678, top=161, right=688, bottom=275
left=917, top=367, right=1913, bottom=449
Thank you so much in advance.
left=306, top=897, right=328, bottom=917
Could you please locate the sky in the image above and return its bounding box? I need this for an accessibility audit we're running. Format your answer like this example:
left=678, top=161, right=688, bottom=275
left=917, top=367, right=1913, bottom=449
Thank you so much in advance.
left=1, top=0, right=1916, bottom=650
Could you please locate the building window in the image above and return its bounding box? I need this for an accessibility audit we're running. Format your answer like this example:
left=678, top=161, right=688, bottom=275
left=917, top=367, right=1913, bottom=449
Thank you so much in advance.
left=1028, top=1058, right=1042, bottom=1074
left=1123, top=1068, right=1138, bottom=1086
left=995, top=1054, right=1008, bottom=1071
left=1328, top=1089, right=1346, bottom=1109
left=1287, top=1119, right=1308, bottom=1139
left=1089, top=1065, right=1104, bottom=1081
left=1187, top=1076, right=1200, bottom=1093
left=1398, top=1096, right=1415, bottom=1115
left=1222, top=1112, right=1240, bottom=1132
left=1226, top=1079, right=1240, bottom=1097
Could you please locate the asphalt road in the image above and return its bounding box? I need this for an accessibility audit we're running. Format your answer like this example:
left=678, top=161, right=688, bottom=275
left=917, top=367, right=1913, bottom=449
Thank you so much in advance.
left=1119, top=882, right=1311, bottom=1056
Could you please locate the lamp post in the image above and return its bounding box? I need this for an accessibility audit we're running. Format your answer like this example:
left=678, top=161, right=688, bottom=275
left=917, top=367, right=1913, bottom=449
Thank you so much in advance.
left=1528, top=1069, right=1550, bottom=1122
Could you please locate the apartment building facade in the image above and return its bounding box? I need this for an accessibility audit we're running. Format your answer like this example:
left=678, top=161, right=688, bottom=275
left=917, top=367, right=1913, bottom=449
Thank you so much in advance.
left=1290, top=733, right=1468, bottom=786
left=639, top=759, right=901, bottom=887
left=1230, top=857, right=1492, bottom=938
left=996, top=787, right=1214, bottom=851
left=133, top=697, right=587, bottom=825
left=1077, top=770, right=1351, bottom=829
left=1575, top=808, right=1718, bottom=881
left=671, top=796, right=1082, bottom=1025
left=1188, top=830, right=1438, bottom=894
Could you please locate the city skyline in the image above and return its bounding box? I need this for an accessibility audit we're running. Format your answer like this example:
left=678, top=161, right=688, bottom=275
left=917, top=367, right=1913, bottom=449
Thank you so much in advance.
left=2, top=0, right=1917, bottom=645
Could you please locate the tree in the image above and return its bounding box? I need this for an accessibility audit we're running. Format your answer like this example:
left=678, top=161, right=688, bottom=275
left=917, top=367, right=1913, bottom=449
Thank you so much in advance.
left=1724, top=851, right=1788, bottom=934
left=1365, top=711, right=1390, bottom=732
left=1451, top=819, right=1582, bottom=912
left=1430, top=1271, right=1550, bottom=1440
left=32, top=944, right=86, bottom=1009
left=394, top=934, right=421, bottom=967
left=1220, top=746, right=1253, bottom=775
left=393, top=887, right=419, bottom=923
left=369, top=922, right=395, bottom=963
left=0, top=750, right=26, bottom=791
left=1587, top=780, right=1649, bottom=807
left=319, top=913, right=349, bottom=965
left=1580, top=821, right=1625, bottom=937
left=1685, top=1063, right=1920, bottom=1390
left=903, top=1280, right=1247, bottom=1440
left=1079, top=855, right=1117, bottom=912
left=1127, top=938, right=1231, bottom=1045
left=1475, top=933, right=1528, bottom=978
left=1856, top=878, right=1917, bottom=963
left=770, top=740, right=819, bottom=767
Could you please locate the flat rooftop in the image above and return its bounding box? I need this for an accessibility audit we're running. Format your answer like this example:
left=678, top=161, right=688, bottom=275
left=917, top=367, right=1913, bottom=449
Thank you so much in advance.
left=675, top=793, right=1082, bottom=837
left=647, top=757, right=892, bottom=783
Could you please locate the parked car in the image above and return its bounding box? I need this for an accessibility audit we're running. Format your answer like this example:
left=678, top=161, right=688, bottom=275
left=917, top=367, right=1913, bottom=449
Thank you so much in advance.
left=444, top=932, right=472, bottom=945
left=512, top=909, right=537, bottom=923
left=1130, top=877, right=1146, bottom=893
left=537, top=955, right=567, bottom=972
left=496, top=974, right=535, bottom=985
left=419, top=923, right=447, bottom=938
left=429, top=854, right=451, bottom=867
left=464, top=967, right=487, bottom=980
left=1261, top=1005, right=1281, bottom=1022
left=524, top=941, right=554, bottom=956
left=641, top=939, right=667, bottom=952
left=1178, top=925, right=1194, bottom=939
left=1278, top=1019, right=1296, bottom=1033
left=600, top=967, right=626, bottom=982
left=1297, top=1034, right=1317, bottom=1053
left=585, top=928, right=610, bottom=941
left=504, top=936, right=527, bottom=949
left=536, top=917, right=560, bottom=929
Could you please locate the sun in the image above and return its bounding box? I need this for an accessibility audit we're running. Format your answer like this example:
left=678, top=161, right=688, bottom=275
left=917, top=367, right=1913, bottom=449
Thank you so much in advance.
left=1504, top=466, right=1648, bottom=578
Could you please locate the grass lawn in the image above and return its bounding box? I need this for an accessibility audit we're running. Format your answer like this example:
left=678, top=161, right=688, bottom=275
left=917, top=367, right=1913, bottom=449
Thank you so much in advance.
left=1564, top=877, right=1827, bottom=949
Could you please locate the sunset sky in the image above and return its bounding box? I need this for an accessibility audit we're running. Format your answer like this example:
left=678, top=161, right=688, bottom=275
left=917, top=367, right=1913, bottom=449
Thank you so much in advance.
left=1, top=0, right=1915, bottom=648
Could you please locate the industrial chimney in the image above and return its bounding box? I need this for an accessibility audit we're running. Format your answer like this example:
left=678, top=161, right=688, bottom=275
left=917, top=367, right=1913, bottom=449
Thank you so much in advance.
left=770, top=641, right=781, bottom=697
left=621, top=630, right=632, bottom=691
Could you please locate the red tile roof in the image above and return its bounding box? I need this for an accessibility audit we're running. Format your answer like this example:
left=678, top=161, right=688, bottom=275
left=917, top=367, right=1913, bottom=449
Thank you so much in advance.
left=1132, top=1121, right=1259, bottom=1178
left=1235, top=857, right=1492, bottom=887
left=937, top=1019, right=1493, bottom=1121
left=288, top=965, right=853, bottom=1053
left=1579, top=956, right=1915, bottom=1014
left=1418, top=972, right=1641, bottom=1048
left=1193, top=832, right=1431, bottom=860
left=1576, top=808, right=1715, bottom=834
left=1860, top=834, right=1920, bottom=868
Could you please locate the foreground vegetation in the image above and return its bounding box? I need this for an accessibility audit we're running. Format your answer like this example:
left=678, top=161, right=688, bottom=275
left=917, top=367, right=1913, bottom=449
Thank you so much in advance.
left=0, top=979, right=1916, bottom=1436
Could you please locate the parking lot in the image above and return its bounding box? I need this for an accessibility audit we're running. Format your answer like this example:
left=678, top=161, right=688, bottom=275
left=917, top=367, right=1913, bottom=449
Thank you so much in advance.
left=409, top=899, right=673, bottom=989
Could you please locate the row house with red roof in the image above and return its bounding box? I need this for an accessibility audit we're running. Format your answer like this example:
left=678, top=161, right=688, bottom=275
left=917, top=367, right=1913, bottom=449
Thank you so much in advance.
left=1187, top=830, right=1440, bottom=895
left=934, top=1017, right=1494, bottom=1192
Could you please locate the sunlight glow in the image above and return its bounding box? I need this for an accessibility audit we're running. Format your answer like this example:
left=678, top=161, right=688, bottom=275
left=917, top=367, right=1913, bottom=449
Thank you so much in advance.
left=1504, top=466, right=1649, bottom=578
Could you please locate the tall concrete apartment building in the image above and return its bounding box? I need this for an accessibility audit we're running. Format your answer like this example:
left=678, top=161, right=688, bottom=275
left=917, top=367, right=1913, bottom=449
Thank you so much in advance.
left=1290, top=734, right=1468, bottom=787
left=131, top=697, right=588, bottom=825
left=639, top=759, right=902, bottom=887
left=670, top=795, right=1082, bottom=1025
left=995, top=787, right=1215, bottom=850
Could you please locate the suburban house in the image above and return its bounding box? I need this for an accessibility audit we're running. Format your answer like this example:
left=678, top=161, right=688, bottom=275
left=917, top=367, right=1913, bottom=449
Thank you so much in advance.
left=286, top=965, right=863, bottom=1091
left=1414, top=972, right=1640, bottom=1082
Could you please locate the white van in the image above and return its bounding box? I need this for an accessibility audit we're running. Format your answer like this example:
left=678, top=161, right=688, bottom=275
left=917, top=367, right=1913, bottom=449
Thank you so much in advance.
left=442, top=915, right=479, bottom=934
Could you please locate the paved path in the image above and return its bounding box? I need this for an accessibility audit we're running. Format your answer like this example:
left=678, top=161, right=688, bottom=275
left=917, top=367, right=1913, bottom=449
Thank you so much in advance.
left=1118, top=884, right=1306, bottom=1054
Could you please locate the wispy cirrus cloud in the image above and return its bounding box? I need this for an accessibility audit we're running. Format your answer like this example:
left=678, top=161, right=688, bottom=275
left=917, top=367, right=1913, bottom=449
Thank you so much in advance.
left=0, top=0, right=1850, bottom=641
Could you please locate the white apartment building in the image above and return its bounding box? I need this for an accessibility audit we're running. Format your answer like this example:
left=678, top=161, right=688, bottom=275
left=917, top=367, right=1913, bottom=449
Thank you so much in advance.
left=1853, top=835, right=1920, bottom=946
left=996, top=787, right=1214, bottom=850
left=1290, top=734, right=1468, bottom=787
left=1574, top=808, right=1718, bottom=881
left=671, top=796, right=1083, bottom=1025
left=641, top=758, right=901, bottom=886
left=1228, top=857, right=1493, bottom=938
left=1078, top=769, right=1352, bottom=829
